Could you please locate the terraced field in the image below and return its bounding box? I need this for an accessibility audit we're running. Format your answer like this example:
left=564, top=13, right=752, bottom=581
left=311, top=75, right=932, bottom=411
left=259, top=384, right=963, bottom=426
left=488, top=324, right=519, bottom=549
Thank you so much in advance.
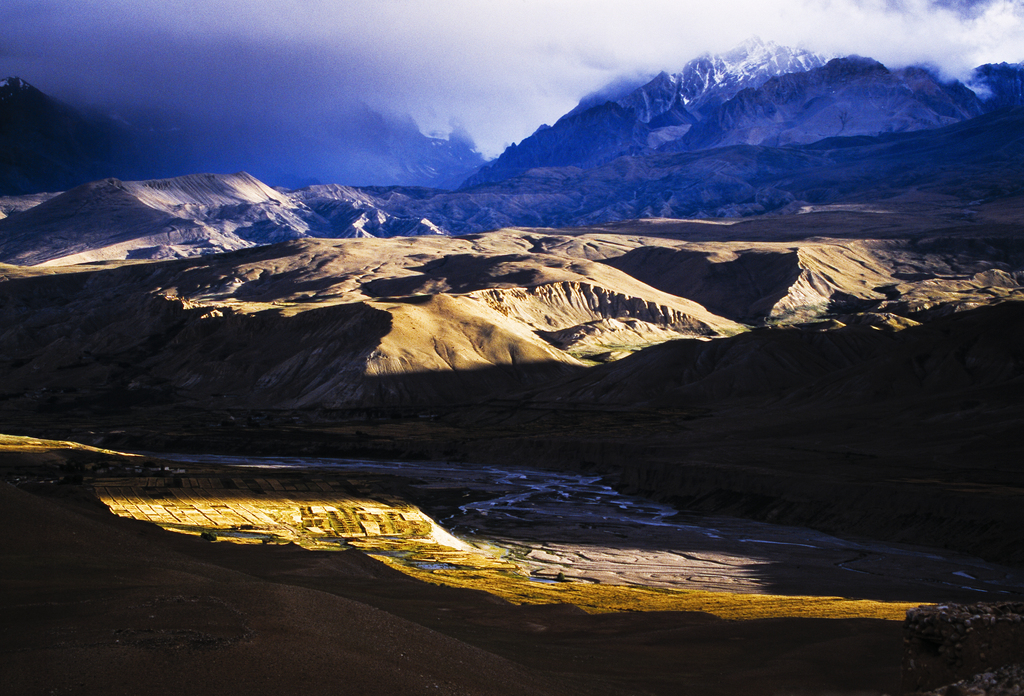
left=94, top=474, right=516, bottom=574
left=96, top=475, right=431, bottom=543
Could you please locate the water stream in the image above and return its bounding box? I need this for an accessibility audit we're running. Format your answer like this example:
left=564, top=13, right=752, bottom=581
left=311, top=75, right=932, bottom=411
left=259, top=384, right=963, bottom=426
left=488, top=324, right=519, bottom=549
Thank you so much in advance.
left=146, top=452, right=1024, bottom=601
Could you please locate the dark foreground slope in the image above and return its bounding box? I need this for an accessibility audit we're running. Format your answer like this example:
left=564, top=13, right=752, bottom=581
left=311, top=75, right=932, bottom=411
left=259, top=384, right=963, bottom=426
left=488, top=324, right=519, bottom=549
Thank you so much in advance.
left=0, top=453, right=907, bottom=696
left=0, top=478, right=576, bottom=696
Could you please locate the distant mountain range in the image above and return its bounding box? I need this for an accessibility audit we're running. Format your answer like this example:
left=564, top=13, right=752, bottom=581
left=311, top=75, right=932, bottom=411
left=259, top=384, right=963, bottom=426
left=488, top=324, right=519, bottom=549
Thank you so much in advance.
left=465, top=38, right=1023, bottom=186
left=2, top=40, right=1024, bottom=264
left=0, top=172, right=453, bottom=265
left=5, top=103, right=1024, bottom=265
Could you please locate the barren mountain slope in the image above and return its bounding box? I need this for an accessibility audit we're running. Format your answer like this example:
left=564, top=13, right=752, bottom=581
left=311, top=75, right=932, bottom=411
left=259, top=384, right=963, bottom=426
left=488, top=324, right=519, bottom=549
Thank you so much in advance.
left=0, top=231, right=752, bottom=411
left=3, top=220, right=1023, bottom=573
left=0, top=174, right=311, bottom=265
left=3, top=221, right=1023, bottom=416
left=399, top=297, right=1023, bottom=571
left=525, top=300, right=1024, bottom=408
left=601, top=234, right=1024, bottom=323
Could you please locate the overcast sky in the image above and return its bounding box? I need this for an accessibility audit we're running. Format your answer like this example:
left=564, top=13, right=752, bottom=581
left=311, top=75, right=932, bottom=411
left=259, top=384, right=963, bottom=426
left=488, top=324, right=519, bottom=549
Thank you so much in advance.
left=3, top=0, right=1023, bottom=159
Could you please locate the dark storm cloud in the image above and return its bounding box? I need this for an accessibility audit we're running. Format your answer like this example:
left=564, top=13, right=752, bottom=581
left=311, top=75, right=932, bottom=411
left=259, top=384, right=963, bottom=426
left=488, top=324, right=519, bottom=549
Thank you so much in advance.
left=2, top=0, right=1022, bottom=164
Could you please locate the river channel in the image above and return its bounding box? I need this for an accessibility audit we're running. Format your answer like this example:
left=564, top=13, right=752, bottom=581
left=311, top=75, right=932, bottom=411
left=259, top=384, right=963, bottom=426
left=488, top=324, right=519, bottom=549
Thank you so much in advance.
left=149, top=453, right=1024, bottom=603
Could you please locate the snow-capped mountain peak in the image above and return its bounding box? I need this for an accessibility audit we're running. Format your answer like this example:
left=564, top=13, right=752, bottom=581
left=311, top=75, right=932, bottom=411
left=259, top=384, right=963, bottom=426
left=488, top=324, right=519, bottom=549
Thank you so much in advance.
left=674, top=37, right=831, bottom=111
left=614, top=38, right=831, bottom=124
left=718, top=36, right=826, bottom=79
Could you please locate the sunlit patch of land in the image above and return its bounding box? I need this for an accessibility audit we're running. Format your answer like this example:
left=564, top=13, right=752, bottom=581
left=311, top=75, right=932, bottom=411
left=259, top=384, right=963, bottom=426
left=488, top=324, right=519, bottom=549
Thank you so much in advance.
left=94, top=474, right=922, bottom=621
left=0, top=433, right=137, bottom=456
left=389, top=562, right=922, bottom=621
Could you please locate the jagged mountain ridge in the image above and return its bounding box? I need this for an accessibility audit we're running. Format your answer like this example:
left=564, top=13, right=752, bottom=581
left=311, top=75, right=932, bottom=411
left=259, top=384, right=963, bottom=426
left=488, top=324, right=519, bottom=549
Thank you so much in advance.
left=625, top=38, right=831, bottom=121
left=463, top=42, right=1024, bottom=187
left=465, top=38, right=831, bottom=186
left=669, top=56, right=986, bottom=152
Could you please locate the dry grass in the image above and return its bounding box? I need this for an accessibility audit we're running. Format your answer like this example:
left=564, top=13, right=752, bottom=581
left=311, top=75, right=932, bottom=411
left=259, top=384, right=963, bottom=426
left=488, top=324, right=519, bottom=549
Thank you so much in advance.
left=387, top=561, right=921, bottom=620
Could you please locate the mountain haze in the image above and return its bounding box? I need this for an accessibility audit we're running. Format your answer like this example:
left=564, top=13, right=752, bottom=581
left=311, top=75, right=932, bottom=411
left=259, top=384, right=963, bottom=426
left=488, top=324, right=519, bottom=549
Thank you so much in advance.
left=0, top=77, right=123, bottom=195
left=0, top=78, right=484, bottom=196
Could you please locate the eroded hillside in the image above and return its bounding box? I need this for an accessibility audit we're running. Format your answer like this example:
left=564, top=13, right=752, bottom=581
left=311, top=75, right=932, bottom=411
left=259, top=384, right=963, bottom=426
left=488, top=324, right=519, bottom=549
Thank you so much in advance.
left=3, top=214, right=1023, bottom=414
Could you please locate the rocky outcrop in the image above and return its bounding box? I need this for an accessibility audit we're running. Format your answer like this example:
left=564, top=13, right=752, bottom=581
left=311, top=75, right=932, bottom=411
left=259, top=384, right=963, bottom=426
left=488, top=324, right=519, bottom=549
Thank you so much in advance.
left=903, top=603, right=1024, bottom=694
left=471, top=281, right=720, bottom=352
left=912, top=663, right=1024, bottom=696
left=674, top=57, right=984, bottom=152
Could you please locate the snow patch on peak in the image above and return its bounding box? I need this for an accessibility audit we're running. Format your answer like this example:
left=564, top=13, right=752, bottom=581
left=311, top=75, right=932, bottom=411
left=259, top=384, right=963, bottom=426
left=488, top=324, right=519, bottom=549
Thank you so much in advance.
left=612, top=38, right=831, bottom=125
left=0, top=77, right=32, bottom=90
left=674, top=38, right=832, bottom=112
left=0, top=77, right=33, bottom=100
